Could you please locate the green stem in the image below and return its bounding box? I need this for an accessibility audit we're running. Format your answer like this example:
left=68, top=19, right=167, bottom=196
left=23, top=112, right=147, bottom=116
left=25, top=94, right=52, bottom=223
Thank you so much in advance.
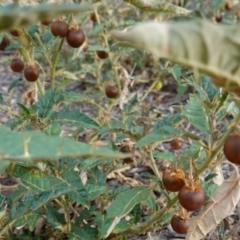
left=50, top=38, right=65, bottom=88
left=0, top=105, right=19, bottom=117
left=195, top=110, right=240, bottom=176
left=61, top=195, right=71, bottom=233
left=149, top=146, right=171, bottom=201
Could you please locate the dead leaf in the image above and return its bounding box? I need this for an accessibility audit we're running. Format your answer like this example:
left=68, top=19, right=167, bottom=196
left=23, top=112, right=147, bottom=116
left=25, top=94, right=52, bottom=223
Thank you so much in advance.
left=186, top=164, right=240, bottom=240
left=212, top=165, right=224, bottom=186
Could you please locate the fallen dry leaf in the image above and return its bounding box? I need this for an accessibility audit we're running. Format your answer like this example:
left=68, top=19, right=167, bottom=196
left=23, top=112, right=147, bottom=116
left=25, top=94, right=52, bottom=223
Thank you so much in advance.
left=186, top=164, right=240, bottom=240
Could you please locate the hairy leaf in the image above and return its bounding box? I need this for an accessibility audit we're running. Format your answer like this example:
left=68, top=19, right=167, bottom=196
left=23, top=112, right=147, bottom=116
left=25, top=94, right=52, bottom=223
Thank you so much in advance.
left=111, top=20, right=240, bottom=85
left=182, top=95, right=210, bottom=134
left=0, top=126, right=127, bottom=161
left=186, top=164, right=240, bottom=240
left=136, top=126, right=186, bottom=148
left=124, top=0, right=191, bottom=14
left=106, top=186, right=151, bottom=218
left=50, top=106, right=99, bottom=129
left=0, top=3, right=93, bottom=31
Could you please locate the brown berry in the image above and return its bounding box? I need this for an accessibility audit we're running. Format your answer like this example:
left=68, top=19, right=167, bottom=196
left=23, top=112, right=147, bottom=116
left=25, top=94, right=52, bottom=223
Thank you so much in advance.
left=66, top=28, right=85, bottom=48
left=105, top=84, right=119, bottom=99
left=171, top=215, right=189, bottom=234
left=170, top=139, right=183, bottom=150
left=0, top=37, right=10, bottom=51
left=223, top=134, right=240, bottom=164
left=51, top=20, right=69, bottom=37
left=215, top=16, right=223, bottom=23
left=178, top=184, right=205, bottom=211
left=225, top=2, right=231, bottom=11
left=9, top=29, right=21, bottom=37
left=10, top=58, right=24, bottom=72
left=96, top=50, right=109, bottom=59
left=24, top=65, right=39, bottom=82
left=90, top=12, right=97, bottom=22
left=162, top=168, right=185, bottom=192
left=41, top=19, right=52, bottom=26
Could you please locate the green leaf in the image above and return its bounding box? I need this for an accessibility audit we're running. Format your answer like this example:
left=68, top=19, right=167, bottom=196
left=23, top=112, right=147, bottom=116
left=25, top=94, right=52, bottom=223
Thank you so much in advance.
left=111, top=20, right=240, bottom=85
left=13, top=213, right=40, bottom=231
left=124, top=0, right=191, bottom=15
left=0, top=3, right=94, bottom=31
left=31, top=88, right=57, bottom=118
left=136, top=126, right=186, bottom=148
left=69, top=226, right=93, bottom=240
left=0, top=126, right=127, bottom=161
left=87, top=45, right=108, bottom=52
left=45, top=204, right=66, bottom=228
left=86, top=184, right=107, bottom=200
left=154, top=113, right=181, bottom=130
left=0, top=160, right=11, bottom=174
left=8, top=78, right=23, bottom=93
left=61, top=163, right=89, bottom=205
left=182, top=95, right=210, bottom=134
left=57, top=91, right=86, bottom=103
left=44, top=123, right=62, bottom=136
left=50, top=106, right=99, bottom=129
left=106, top=186, right=151, bottom=218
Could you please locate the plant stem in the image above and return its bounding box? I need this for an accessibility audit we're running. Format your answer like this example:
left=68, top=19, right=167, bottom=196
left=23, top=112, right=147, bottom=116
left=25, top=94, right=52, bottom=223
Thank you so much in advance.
left=0, top=105, right=19, bottom=117
left=195, top=111, right=240, bottom=177
left=50, top=38, right=64, bottom=88
left=61, top=195, right=71, bottom=233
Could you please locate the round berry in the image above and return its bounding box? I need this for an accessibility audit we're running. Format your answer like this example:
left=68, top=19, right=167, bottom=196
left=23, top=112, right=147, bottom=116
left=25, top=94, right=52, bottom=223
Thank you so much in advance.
left=24, top=65, right=39, bottom=82
left=0, top=37, right=10, bottom=51
left=66, top=28, right=85, bottom=48
left=170, top=139, right=183, bottom=150
left=41, top=19, right=52, bottom=26
left=96, top=50, right=109, bottom=59
left=178, top=184, right=205, bottom=211
left=51, top=20, right=69, bottom=37
left=9, top=29, right=21, bottom=37
left=171, top=215, right=189, bottom=234
left=105, top=84, right=119, bottom=99
left=90, top=12, right=97, bottom=22
left=162, top=168, right=185, bottom=192
left=223, top=134, right=240, bottom=164
left=10, top=59, right=24, bottom=72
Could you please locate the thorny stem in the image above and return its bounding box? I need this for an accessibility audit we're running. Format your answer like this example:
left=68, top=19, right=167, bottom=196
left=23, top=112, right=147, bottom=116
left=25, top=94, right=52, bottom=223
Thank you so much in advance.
left=0, top=218, right=18, bottom=238
left=50, top=37, right=65, bottom=88
left=149, top=145, right=171, bottom=202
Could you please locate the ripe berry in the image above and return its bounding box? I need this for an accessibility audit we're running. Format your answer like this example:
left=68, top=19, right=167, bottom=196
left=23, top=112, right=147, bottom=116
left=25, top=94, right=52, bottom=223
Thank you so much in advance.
left=96, top=50, right=109, bottom=59
left=215, top=16, right=223, bottom=23
left=162, top=168, right=185, bottom=192
left=105, top=84, right=119, bottom=99
left=51, top=20, right=69, bottom=37
left=171, top=214, right=189, bottom=234
left=9, top=29, right=21, bottom=37
left=170, top=138, right=183, bottom=150
left=178, top=184, right=205, bottom=211
left=66, top=28, right=85, bottom=48
left=24, top=65, right=39, bottom=82
left=225, top=2, right=231, bottom=11
left=10, top=58, right=24, bottom=72
left=223, top=134, right=240, bottom=164
left=41, top=19, right=52, bottom=26
left=0, top=37, right=10, bottom=51
left=90, top=12, right=97, bottom=22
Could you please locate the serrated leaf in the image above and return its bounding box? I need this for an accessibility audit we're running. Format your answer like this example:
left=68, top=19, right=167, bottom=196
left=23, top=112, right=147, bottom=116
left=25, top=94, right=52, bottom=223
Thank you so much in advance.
left=57, top=91, right=86, bottom=103
left=44, top=123, right=62, bottom=136
left=87, top=45, right=108, bottom=52
left=106, top=186, right=151, bottom=218
left=0, top=3, right=94, bottom=31
left=186, top=164, right=240, bottom=240
left=86, top=184, right=107, bottom=200
left=0, top=126, right=128, bottom=161
left=69, top=226, right=93, bottom=240
left=50, top=106, right=99, bottom=129
left=45, top=204, right=66, bottom=228
left=154, top=113, right=181, bottom=130
left=13, top=213, right=40, bottom=231
left=136, top=126, right=186, bottom=148
left=182, top=95, right=210, bottom=134
left=124, top=0, right=191, bottom=15
left=111, top=20, right=240, bottom=85
left=31, top=88, right=57, bottom=118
